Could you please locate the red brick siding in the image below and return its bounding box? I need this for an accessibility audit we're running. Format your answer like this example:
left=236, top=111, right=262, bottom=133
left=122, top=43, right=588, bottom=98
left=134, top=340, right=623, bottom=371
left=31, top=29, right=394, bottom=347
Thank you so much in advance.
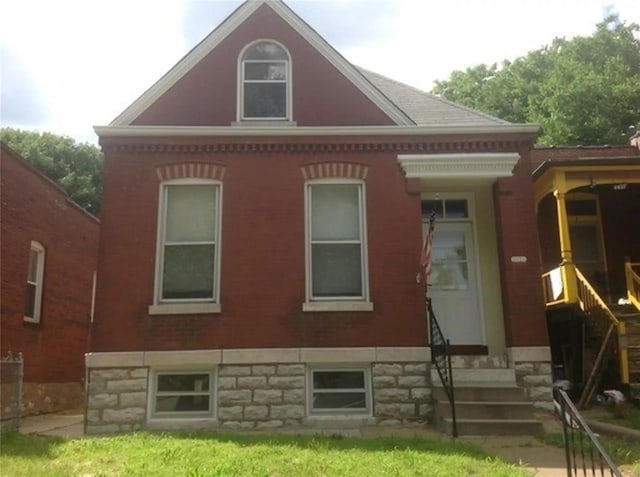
left=0, top=146, right=99, bottom=383
left=494, top=148, right=549, bottom=347
left=132, top=4, right=395, bottom=127
left=92, top=145, right=426, bottom=351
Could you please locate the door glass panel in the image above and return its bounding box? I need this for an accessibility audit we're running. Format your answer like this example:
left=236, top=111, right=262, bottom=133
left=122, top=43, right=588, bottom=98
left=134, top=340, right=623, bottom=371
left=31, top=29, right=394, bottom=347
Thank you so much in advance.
left=431, top=231, right=469, bottom=290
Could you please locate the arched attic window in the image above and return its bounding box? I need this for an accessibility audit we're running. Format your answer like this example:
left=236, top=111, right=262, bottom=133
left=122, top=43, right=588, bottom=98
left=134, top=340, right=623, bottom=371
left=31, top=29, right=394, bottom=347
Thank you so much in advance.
left=239, top=41, right=291, bottom=121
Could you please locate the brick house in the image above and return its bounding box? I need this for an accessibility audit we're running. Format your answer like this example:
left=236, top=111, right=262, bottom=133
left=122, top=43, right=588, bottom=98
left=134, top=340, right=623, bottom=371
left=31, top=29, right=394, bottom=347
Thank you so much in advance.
left=0, top=143, right=99, bottom=416
left=87, top=0, right=552, bottom=435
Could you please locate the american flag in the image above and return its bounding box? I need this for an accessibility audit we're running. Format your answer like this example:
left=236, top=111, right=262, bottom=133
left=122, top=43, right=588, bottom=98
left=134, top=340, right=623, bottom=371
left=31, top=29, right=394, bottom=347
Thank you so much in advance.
left=421, top=212, right=435, bottom=284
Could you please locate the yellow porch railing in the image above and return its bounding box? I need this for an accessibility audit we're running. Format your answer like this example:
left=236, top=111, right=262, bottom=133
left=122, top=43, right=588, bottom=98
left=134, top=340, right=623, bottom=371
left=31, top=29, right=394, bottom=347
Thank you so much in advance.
left=542, top=263, right=629, bottom=392
left=625, top=260, right=640, bottom=311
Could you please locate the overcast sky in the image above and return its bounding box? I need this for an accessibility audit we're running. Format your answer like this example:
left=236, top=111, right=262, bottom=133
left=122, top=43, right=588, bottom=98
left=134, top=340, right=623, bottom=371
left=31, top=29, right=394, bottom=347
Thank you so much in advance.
left=1, top=0, right=638, bottom=145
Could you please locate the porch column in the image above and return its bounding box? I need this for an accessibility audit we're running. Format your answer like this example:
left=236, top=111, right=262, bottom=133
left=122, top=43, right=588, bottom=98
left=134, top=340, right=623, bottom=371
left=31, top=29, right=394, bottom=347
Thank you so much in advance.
left=553, top=187, right=578, bottom=303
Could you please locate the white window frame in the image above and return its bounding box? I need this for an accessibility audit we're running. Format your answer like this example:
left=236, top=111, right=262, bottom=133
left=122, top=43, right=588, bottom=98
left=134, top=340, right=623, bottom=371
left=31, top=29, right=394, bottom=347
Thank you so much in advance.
left=303, top=179, right=372, bottom=312
left=237, top=39, right=292, bottom=122
left=148, top=370, right=215, bottom=419
left=307, top=366, right=372, bottom=416
left=150, top=179, right=222, bottom=315
left=24, top=241, right=45, bottom=323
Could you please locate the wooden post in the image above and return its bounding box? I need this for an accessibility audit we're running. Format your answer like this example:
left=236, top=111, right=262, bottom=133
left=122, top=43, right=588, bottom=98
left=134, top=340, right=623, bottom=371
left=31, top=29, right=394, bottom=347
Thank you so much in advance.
left=554, top=188, right=578, bottom=303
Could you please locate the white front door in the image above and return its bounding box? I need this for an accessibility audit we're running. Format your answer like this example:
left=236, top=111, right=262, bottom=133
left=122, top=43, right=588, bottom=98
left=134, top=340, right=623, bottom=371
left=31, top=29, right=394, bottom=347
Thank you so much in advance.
left=426, top=221, right=484, bottom=346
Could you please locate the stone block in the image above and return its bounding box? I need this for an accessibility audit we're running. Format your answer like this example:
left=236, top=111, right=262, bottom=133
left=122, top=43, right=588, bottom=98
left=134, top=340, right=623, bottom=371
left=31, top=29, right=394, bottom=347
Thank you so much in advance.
left=237, top=376, right=267, bottom=389
left=130, top=368, right=148, bottom=379
left=86, top=410, right=101, bottom=424
left=377, top=419, right=402, bottom=426
left=268, top=376, right=304, bottom=389
left=403, top=363, right=428, bottom=375
left=245, top=405, right=269, bottom=420
left=256, top=420, right=284, bottom=429
left=89, top=379, right=106, bottom=394
left=375, top=388, right=410, bottom=403
left=222, top=420, right=255, bottom=430
left=283, top=389, right=304, bottom=404
left=375, top=403, right=416, bottom=418
left=373, top=376, right=396, bottom=388
left=218, top=377, right=237, bottom=390
left=410, top=387, right=431, bottom=401
left=92, top=369, right=130, bottom=380
left=103, top=407, right=145, bottom=424
left=86, top=424, right=120, bottom=434
left=529, top=386, right=553, bottom=401
left=106, top=379, right=147, bottom=393
left=418, top=403, right=432, bottom=417
left=398, top=376, right=427, bottom=388
left=277, top=364, right=305, bottom=376
left=120, top=392, right=147, bottom=408
left=514, top=362, right=535, bottom=374
left=252, top=365, right=276, bottom=376
left=218, top=366, right=251, bottom=377
left=218, top=406, right=243, bottom=420
left=372, top=364, right=402, bottom=376
left=522, top=374, right=552, bottom=386
left=270, top=405, right=305, bottom=419
left=88, top=393, right=118, bottom=409
left=254, top=389, right=283, bottom=404
left=218, top=390, right=252, bottom=405
left=536, top=363, right=552, bottom=375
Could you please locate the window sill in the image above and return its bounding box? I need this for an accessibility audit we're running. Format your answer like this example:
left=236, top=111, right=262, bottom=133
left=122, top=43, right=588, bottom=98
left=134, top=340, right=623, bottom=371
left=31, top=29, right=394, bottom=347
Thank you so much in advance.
left=148, top=303, right=221, bottom=316
left=302, top=301, right=374, bottom=313
left=23, top=316, right=41, bottom=324
left=231, top=120, right=297, bottom=127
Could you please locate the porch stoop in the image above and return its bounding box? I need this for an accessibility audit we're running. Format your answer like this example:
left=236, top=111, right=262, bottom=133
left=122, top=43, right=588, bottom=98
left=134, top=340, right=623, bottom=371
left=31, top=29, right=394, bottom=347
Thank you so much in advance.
left=431, top=366, right=545, bottom=436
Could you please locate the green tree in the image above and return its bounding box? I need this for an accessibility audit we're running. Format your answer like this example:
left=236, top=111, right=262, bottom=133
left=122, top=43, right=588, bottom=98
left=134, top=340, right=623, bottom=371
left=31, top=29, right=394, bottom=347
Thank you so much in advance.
left=1, top=128, right=103, bottom=215
left=432, top=15, right=640, bottom=146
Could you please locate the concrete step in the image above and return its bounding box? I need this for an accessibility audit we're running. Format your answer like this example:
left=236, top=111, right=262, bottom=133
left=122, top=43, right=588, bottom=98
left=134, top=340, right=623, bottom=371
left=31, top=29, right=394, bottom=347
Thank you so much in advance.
left=433, top=386, right=527, bottom=402
left=435, top=400, right=537, bottom=420
left=439, top=418, right=545, bottom=436
left=430, top=368, right=516, bottom=387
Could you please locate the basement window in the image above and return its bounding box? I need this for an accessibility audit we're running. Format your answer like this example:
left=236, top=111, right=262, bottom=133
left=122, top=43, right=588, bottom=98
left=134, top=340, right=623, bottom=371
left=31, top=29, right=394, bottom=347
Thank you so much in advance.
left=308, top=368, right=371, bottom=414
left=151, top=371, right=214, bottom=418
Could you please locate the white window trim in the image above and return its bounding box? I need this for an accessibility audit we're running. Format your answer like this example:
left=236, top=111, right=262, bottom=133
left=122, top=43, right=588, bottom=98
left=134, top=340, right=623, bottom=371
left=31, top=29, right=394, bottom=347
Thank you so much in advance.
left=237, top=39, right=292, bottom=122
left=304, top=179, right=371, bottom=310
left=307, top=366, right=372, bottom=416
left=151, top=179, right=222, bottom=314
left=24, top=241, right=45, bottom=323
left=148, top=369, right=216, bottom=420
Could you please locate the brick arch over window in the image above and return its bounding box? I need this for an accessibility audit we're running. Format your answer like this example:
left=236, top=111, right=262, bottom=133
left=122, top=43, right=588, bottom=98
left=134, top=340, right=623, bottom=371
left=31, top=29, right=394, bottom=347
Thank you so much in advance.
left=155, top=163, right=226, bottom=182
left=300, top=162, right=369, bottom=181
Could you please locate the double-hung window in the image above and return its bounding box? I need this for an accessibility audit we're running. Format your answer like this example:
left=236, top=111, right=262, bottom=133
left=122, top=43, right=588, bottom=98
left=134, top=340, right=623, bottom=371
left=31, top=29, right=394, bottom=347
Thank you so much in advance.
left=153, top=181, right=221, bottom=313
left=306, top=182, right=369, bottom=306
left=24, top=241, right=45, bottom=323
left=240, top=41, right=290, bottom=120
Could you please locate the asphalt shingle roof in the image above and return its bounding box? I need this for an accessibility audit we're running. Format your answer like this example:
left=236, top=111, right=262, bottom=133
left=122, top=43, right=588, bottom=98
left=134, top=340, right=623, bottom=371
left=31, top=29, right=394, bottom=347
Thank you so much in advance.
left=357, top=67, right=511, bottom=127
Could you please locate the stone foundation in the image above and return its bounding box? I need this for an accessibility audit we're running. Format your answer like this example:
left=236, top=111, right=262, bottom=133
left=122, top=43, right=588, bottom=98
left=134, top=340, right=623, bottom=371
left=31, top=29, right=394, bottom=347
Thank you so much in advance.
left=85, top=359, right=432, bottom=434
left=1, top=382, right=84, bottom=419
left=86, top=368, right=148, bottom=434
left=514, top=361, right=554, bottom=410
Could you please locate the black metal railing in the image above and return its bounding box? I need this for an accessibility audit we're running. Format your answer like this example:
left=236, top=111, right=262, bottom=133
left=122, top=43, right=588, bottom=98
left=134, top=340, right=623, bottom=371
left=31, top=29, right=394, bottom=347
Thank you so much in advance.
left=428, top=298, right=457, bottom=438
left=554, top=387, right=621, bottom=477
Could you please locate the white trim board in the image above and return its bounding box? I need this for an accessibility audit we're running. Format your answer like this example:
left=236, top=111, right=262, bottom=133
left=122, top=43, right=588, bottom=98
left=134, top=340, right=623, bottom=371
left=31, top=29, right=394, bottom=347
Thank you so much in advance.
left=94, top=124, right=540, bottom=138
left=109, top=0, right=412, bottom=127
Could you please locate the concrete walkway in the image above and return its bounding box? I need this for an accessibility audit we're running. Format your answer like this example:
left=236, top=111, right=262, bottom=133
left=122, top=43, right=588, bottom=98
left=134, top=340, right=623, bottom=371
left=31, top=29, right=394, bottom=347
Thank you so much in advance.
left=18, top=410, right=84, bottom=438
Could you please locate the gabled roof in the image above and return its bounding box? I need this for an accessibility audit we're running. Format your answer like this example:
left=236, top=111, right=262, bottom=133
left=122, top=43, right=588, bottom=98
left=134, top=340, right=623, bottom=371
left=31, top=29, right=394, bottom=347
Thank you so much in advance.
left=111, top=0, right=414, bottom=127
left=358, top=68, right=510, bottom=126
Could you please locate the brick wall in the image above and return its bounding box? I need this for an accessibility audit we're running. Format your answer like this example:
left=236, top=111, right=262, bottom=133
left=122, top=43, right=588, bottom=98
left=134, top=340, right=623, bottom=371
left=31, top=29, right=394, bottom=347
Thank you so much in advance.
left=0, top=145, right=99, bottom=405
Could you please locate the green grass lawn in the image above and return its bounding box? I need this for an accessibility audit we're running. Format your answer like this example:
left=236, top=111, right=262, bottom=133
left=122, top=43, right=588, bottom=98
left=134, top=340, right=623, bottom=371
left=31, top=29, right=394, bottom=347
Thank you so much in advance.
left=0, top=431, right=532, bottom=477
left=540, top=432, right=640, bottom=476
left=596, top=406, right=640, bottom=431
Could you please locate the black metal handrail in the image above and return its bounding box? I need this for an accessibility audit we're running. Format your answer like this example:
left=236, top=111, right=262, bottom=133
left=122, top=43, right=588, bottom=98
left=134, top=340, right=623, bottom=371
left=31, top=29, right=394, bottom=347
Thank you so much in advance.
left=427, top=297, right=457, bottom=438
left=554, top=387, right=621, bottom=477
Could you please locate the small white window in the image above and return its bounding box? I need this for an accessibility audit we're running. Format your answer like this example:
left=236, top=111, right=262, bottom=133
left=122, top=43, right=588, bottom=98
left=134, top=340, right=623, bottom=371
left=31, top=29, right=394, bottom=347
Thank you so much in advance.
left=151, top=371, right=214, bottom=418
left=24, top=241, right=45, bottom=323
left=308, top=368, right=371, bottom=414
left=306, top=182, right=368, bottom=301
left=240, top=41, right=290, bottom=120
left=155, top=181, right=221, bottom=304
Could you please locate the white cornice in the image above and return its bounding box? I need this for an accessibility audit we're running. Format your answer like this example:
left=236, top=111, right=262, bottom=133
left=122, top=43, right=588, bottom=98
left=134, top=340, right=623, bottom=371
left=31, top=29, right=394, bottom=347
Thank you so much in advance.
left=109, top=0, right=413, bottom=127
left=397, top=152, right=520, bottom=178
left=94, top=124, right=540, bottom=138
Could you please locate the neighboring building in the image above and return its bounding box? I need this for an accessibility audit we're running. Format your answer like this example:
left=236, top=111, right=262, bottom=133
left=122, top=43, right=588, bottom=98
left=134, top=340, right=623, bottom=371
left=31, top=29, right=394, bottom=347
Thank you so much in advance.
left=0, top=143, right=100, bottom=416
left=532, top=144, right=640, bottom=401
left=87, top=0, right=552, bottom=435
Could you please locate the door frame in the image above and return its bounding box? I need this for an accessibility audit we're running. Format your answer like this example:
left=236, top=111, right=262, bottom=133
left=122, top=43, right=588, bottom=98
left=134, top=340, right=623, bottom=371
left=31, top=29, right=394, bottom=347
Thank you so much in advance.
left=421, top=192, right=487, bottom=349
